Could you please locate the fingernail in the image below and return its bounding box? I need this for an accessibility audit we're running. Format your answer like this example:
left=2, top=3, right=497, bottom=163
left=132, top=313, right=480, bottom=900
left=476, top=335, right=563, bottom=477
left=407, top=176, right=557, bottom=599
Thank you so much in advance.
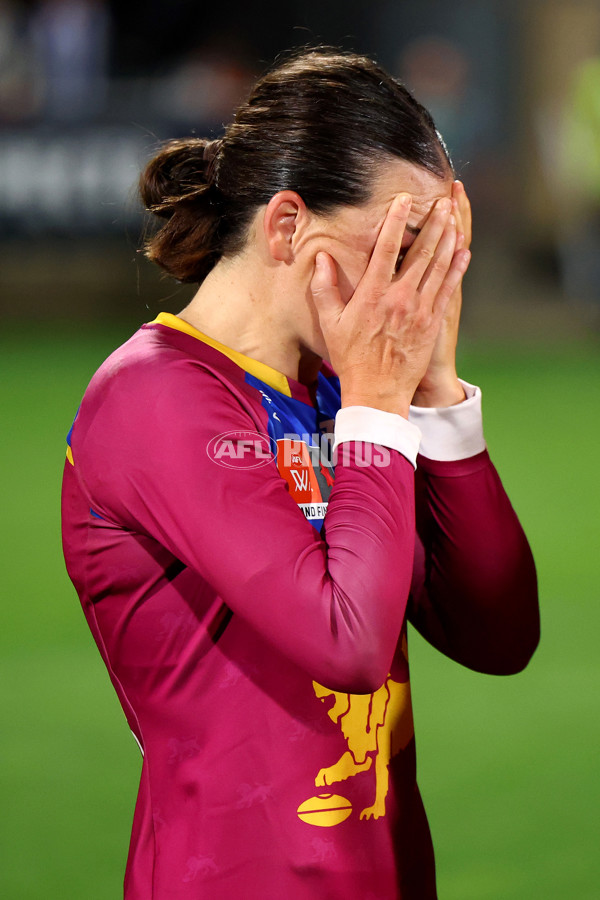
left=449, top=215, right=456, bottom=226
left=398, top=193, right=411, bottom=207
left=438, top=198, right=451, bottom=212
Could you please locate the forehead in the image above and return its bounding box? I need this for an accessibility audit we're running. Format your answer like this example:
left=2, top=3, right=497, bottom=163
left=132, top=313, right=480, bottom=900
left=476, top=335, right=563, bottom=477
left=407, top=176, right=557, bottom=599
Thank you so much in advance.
left=366, top=158, right=453, bottom=228
left=316, top=158, right=453, bottom=251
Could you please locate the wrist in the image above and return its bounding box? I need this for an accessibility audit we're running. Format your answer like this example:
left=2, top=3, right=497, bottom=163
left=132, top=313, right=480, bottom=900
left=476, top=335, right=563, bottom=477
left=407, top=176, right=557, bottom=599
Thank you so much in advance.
left=412, top=373, right=465, bottom=408
left=340, top=381, right=411, bottom=418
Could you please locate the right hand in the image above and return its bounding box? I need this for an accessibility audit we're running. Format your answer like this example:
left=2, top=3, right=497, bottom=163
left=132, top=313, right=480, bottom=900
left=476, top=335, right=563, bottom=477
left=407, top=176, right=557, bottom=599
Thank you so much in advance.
left=310, top=193, right=471, bottom=417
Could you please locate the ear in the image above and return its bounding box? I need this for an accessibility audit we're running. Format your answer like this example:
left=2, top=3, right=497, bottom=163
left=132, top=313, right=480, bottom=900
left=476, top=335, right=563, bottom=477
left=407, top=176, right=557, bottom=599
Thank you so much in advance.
left=263, top=191, right=307, bottom=262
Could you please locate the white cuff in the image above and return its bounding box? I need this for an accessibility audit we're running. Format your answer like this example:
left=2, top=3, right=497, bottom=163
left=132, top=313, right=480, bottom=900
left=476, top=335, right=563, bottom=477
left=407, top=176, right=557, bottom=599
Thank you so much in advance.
left=333, top=406, right=422, bottom=469
left=408, top=379, right=486, bottom=461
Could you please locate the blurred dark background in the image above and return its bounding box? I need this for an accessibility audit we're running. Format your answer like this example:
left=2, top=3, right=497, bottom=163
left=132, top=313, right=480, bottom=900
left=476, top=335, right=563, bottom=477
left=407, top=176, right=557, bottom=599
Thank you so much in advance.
left=1, top=0, right=599, bottom=333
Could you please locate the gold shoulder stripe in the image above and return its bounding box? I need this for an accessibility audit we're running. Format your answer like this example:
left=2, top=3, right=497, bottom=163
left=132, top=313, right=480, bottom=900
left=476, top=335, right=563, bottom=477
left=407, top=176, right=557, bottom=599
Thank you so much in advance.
left=150, top=312, right=292, bottom=397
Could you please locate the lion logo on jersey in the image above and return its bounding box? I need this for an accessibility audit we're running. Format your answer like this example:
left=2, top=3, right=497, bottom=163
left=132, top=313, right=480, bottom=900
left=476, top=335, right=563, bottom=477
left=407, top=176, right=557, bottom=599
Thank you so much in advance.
left=311, top=640, right=414, bottom=821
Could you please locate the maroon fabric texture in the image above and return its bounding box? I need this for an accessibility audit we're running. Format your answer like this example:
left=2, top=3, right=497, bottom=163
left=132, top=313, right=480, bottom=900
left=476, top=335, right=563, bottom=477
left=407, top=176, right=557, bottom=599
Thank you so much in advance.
left=61, top=324, right=538, bottom=899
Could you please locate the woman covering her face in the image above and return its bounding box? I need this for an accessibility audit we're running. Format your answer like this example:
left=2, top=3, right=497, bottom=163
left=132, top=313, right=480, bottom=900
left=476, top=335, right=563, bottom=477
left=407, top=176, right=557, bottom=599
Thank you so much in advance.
left=61, top=48, right=539, bottom=900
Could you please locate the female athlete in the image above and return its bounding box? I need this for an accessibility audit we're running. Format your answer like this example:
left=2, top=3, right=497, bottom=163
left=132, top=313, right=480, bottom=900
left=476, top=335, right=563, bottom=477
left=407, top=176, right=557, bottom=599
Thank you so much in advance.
left=61, top=49, right=539, bottom=899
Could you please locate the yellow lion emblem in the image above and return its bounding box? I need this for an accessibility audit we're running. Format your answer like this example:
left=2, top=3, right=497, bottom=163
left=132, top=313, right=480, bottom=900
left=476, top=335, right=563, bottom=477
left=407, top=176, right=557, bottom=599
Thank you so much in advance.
left=312, top=641, right=414, bottom=821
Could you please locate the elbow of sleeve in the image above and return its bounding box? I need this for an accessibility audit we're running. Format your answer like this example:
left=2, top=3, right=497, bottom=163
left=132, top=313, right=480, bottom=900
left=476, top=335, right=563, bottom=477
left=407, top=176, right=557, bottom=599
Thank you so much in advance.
left=482, top=595, right=541, bottom=676
left=499, top=569, right=541, bottom=674
left=313, top=644, right=393, bottom=695
left=501, top=613, right=541, bottom=675
left=317, top=669, right=390, bottom=696
left=485, top=639, right=539, bottom=676
left=463, top=628, right=539, bottom=676
left=343, top=665, right=391, bottom=695
left=448, top=582, right=540, bottom=676
left=475, top=552, right=541, bottom=675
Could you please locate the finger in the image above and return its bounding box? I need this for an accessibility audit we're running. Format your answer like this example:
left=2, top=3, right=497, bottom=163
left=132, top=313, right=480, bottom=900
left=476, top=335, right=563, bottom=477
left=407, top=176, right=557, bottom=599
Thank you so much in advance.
left=431, top=249, right=471, bottom=317
left=310, top=252, right=344, bottom=325
left=452, top=196, right=465, bottom=250
left=365, top=193, right=412, bottom=286
left=398, top=197, right=452, bottom=290
left=452, top=180, right=463, bottom=201
left=454, top=181, right=472, bottom=248
left=418, top=216, right=457, bottom=300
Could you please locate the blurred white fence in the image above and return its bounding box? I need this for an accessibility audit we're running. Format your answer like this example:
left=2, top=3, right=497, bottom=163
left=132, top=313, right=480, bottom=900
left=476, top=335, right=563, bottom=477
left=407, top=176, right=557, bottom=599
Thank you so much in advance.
left=0, top=127, right=154, bottom=232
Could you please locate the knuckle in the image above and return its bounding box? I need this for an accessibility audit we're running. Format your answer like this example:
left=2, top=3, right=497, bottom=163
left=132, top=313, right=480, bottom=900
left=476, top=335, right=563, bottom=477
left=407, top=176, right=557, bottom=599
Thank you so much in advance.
left=431, top=256, right=450, bottom=274
left=373, top=283, right=387, bottom=299
left=417, top=245, right=434, bottom=261
left=437, top=284, right=454, bottom=304
left=361, top=285, right=385, bottom=307
left=414, top=312, right=432, bottom=333
left=380, top=239, right=398, bottom=256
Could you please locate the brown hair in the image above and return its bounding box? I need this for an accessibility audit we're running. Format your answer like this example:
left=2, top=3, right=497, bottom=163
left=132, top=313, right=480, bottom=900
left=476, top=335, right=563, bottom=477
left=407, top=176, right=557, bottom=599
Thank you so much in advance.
left=140, top=48, right=453, bottom=283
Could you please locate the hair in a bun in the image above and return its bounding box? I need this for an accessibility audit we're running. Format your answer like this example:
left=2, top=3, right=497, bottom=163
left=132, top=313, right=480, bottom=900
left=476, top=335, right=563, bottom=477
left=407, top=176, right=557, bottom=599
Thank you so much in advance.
left=140, top=48, right=453, bottom=284
left=140, top=138, right=224, bottom=283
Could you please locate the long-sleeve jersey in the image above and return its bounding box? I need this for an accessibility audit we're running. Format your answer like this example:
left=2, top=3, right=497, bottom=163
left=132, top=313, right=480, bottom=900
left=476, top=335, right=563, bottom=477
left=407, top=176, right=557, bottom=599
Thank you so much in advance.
left=61, top=313, right=539, bottom=899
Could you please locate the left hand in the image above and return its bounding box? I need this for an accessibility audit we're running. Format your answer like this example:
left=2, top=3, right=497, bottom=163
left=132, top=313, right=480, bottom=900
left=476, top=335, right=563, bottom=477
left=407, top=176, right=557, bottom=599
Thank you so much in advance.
left=411, top=180, right=472, bottom=408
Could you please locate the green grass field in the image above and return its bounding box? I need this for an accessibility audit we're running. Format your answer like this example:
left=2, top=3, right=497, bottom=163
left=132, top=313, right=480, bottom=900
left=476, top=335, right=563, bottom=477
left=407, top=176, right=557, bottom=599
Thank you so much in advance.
left=2, top=326, right=599, bottom=898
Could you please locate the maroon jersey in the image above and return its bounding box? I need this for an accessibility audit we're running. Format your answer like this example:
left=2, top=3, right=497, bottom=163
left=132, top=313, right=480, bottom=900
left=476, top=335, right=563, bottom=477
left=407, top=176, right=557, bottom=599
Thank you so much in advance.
left=61, top=314, right=538, bottom=899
